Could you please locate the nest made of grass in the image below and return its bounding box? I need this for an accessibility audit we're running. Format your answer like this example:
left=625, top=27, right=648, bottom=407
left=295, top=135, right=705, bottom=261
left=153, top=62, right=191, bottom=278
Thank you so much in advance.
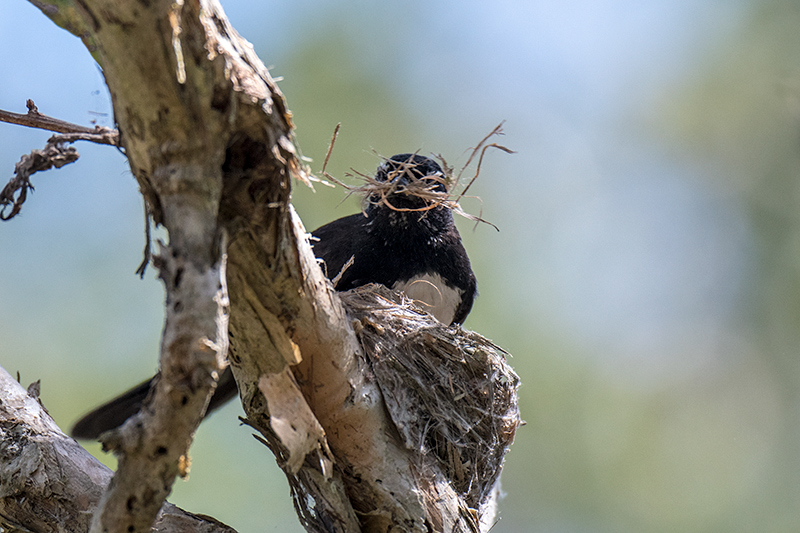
left=340, top=284, right=521, bottom=512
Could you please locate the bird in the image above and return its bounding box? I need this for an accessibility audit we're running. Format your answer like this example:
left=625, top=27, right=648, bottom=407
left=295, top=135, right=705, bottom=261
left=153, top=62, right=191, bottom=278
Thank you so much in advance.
left=71, top=154, right=477, bottom=439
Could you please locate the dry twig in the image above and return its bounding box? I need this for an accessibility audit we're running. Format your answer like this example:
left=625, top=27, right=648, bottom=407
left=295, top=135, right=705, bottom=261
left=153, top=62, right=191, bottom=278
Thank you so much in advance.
left=319, top=123, right=514, bottom=231
left=0, top=101, right=120, bottom=220
left=0, top=130, right=121, bottom=221
left=0, top=99, right=119, bottom=143
left=0, top=365, right=237, bottom=533
left=0, top=136, right=77, bottom=220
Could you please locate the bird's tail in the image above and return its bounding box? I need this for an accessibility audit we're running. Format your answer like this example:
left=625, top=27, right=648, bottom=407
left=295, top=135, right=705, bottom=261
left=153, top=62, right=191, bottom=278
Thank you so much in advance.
left=70, top=367, right=238, bottom=440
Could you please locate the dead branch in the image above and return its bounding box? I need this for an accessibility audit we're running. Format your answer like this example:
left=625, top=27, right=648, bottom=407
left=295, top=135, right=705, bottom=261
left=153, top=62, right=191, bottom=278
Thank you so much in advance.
left=0, top=129, right=119, bottom=220
left=8, top=0, right=522, bottom=531
left=0, top=99, right=119, bottom=142
left=0, top=365, right=236, bottom=533
left=1, top=136, right=77, bottom=220
left=25, top=1, right=248, bottom=532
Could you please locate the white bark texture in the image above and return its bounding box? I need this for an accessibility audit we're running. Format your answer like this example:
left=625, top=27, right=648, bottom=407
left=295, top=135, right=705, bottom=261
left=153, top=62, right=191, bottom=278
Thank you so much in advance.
left=1, top=1, right=522, bottom=532
left=0, top=366, right=235, bottom=533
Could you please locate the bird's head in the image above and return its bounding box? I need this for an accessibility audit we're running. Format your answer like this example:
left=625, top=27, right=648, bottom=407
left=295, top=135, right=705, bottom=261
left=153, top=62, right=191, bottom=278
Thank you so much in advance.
left=364, top=154, right=450, bottom=215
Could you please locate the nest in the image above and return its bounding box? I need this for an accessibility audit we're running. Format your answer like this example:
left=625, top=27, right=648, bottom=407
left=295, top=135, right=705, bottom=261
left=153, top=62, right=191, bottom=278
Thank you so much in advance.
left=340, top=284, right=521, bottom=513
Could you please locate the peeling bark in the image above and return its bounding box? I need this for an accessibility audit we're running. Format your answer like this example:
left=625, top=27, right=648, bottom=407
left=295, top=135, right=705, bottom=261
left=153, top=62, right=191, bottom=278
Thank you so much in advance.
left=3, top=1, right=522, bottom=532
left=0, top=366, right=236, bottom=533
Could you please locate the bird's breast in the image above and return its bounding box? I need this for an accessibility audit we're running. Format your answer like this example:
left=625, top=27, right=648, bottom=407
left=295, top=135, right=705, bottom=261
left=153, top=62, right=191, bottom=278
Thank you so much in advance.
left=392, top=272, right=463, bottom=325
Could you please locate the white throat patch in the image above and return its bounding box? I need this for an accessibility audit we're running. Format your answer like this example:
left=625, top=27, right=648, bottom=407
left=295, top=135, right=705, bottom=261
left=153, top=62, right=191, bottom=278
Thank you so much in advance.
left=393, top=272, right=463, bottom=325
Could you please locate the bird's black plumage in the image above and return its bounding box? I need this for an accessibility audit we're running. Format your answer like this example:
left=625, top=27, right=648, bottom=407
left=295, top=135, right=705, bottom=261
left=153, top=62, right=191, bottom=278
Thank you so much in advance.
left=313, top=154, right=476, bottom=324
left=71, top=154, right=476, bottom=439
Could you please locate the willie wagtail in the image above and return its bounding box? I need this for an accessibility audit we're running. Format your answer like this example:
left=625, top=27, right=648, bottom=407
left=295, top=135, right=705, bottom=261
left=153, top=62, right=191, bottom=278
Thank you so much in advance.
left=71, top=154, right=477, bottom=439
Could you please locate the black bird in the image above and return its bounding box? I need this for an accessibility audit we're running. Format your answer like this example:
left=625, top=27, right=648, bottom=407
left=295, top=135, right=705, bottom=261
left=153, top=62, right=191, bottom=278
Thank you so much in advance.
left=71, top=154, right=477, bottom=439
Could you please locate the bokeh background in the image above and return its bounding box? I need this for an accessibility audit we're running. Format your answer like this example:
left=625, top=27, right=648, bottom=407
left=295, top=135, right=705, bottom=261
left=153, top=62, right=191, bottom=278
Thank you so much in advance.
left=2, top=1, right=800, bottom=531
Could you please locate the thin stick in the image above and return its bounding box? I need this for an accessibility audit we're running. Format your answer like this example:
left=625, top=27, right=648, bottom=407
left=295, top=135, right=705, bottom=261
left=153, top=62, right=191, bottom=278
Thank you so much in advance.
left=322, top=123, right=341, bottom=176
left=331, top=255, right=355, bottom=289
left=453, top=142, right=515, bottom=206
left=0, top=99, right=119, bottom=146
left=135, top=201, right=153, bottom=279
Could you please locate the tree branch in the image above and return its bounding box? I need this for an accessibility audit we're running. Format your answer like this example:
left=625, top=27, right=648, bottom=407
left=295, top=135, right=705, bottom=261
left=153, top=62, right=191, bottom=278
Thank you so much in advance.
left=26, top=1, right=245, bottom=532
left=0, top=365, right=236, bottom=533
left=14, top=0, right=521, bottom=532
left=0, top=99, right=118, bottom=143
left=0, top=129, right=119, bottom=220
left=0, top=135, right=77, bottom=220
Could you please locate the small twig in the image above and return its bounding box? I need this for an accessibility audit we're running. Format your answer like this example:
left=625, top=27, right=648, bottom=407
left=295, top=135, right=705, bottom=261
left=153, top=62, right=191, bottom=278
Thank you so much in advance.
left=452, top=122, right=507, bottom=188
left=1, top=135, right=80, bottom=220
left=1, top=104, right=122, bottom=220
left=0, top=101, right=122, bottom=220
left=331, top=255, right=355, bottom=289
left=453, top=142, right=515, bottom=206
left=313, top=124, right=511, bottom=231
left=316, top=123, right=348, bottom=190
left=0, top=99, right=119, bottom=145
left=322, top=123, right=340, bottom=177
left=295, top=123, right=340, bottom=190
left=135, top=201, right=153, bottom=278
